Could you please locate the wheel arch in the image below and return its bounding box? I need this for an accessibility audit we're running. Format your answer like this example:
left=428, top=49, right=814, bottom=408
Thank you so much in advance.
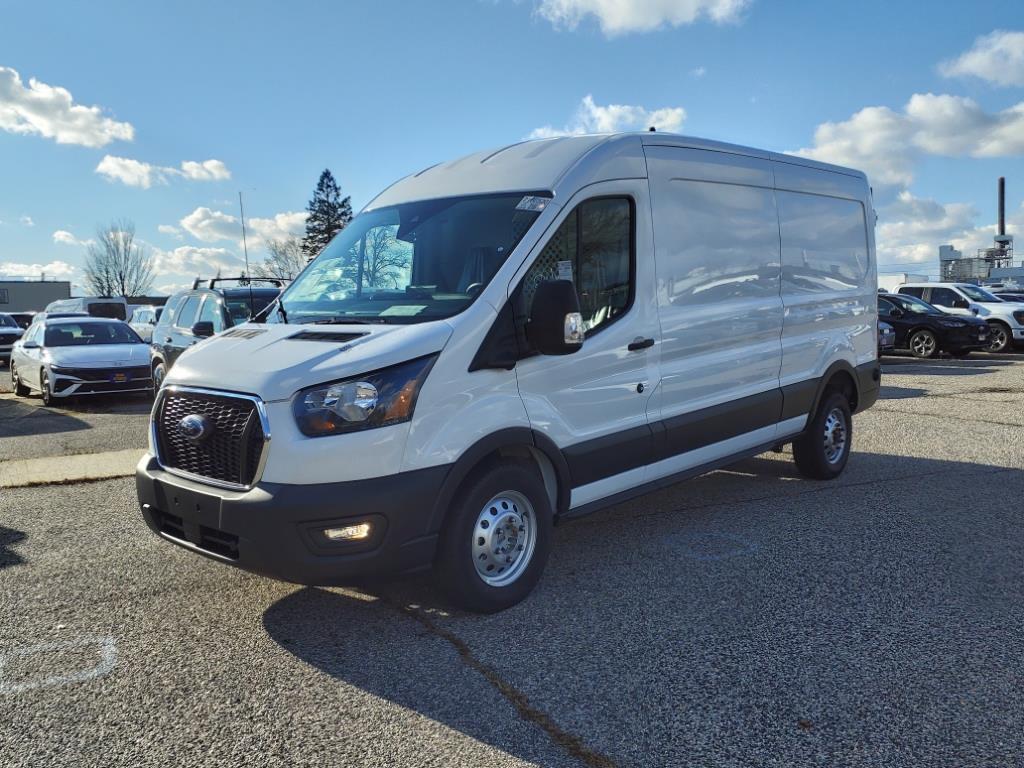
left=426, top=428, right=571, bottom=535
left=811, top=360, right=861, bottom=416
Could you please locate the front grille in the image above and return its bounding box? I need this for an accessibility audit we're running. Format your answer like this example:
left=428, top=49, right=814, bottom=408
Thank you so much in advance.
left=76, top=379, right=151, bottom=393
left=155, top=389, right=266, bottom=487
left=54, top=365, right=150, bottom=381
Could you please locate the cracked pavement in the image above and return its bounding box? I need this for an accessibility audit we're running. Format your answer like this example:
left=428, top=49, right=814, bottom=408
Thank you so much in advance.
left=2, top=353, right=1023, bottom=767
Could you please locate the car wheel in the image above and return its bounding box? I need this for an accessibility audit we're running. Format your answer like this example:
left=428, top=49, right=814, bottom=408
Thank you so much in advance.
left=792, top=391, right=852, bottom=480
left=152, top=361, right=166, bottom=391
left=434, top=460, right=553, bottom=613
left=986, top=322, right=1011, bottom=353
left=908, top=329, right=938, bottom=358
left=11, top=363, right=30, bottom=397
left=40, top=370, right=54, bottom=407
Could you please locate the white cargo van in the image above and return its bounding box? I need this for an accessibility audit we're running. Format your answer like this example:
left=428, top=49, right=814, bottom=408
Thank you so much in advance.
left=137, top=133, right=879, bottom=612
left=46, top=296, right=129, bottom=321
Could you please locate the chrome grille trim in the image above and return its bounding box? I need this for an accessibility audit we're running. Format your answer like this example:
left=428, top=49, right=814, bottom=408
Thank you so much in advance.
left=150, top=385, right=271, bottom=491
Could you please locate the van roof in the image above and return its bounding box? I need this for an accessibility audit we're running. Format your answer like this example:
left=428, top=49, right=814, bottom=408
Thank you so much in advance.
left=366, top=132, right=867, bottom=210
left=45, top=315, right=123, bottom=325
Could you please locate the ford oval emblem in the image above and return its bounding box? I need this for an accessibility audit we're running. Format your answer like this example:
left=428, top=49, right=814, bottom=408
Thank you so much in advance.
left=178, top=414, right=211, bottom=444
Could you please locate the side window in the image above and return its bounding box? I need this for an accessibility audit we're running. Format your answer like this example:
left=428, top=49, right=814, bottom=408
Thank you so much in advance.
left=198, top=296, right=225, bottom=332
left=928, top=288, right=959, bottom=308
left=522, top=197, right=633, bottom=334
left=878, top=298, right=896, bottom=316
left=174, top=296, right=200, bottom=329
left=899, top=286, right=925, bottom=299
left=156, top=296, right=182, bottom=329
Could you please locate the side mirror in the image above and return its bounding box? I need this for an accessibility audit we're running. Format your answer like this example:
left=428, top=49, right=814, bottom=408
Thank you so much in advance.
left=527, top=280, right=584, bottom=356
left=191, top=321, right=215, bottom=338
left=22, top=340, right=39, bottom=349
left=971, top=306, right=980, bottom=315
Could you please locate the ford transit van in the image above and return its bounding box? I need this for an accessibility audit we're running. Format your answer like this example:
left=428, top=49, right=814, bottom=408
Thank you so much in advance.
left=137, top=133, right=880, bottom=612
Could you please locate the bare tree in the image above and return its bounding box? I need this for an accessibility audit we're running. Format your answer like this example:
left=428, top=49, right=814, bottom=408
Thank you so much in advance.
left=255, top=236, right=306, bottom=280
left=83, top=219, right=154, bottom=296
left=359, top=226, right=411, bottom=289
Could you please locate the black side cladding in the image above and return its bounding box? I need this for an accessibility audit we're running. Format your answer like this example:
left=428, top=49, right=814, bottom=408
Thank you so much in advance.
left=468, top=301, right=520, bottom=371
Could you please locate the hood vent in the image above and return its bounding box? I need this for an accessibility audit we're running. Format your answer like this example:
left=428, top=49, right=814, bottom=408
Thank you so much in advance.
left=223, top=328, right=267, bottom=340
left=288, top=331, right=366, bottom=343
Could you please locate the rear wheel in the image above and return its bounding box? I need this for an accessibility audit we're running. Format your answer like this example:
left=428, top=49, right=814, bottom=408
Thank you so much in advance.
left=434, top=461, right=553, bottom=613
left=987, top=322, right=1011, bottom=353
left=11, top=363, right=29, bottom=397
left=152, top=361, right=166, bottom=392
left=793, top=391, right=852, bottom=480
left=908, top=329, right=938, bottom=358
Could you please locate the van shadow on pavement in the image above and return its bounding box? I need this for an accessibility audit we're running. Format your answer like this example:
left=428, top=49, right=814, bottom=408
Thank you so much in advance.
left=0, top=398, right=91, bottom=438
left=263, top=452, right=1024, bottom=766
left=881, top=356, right=1014, bottom=377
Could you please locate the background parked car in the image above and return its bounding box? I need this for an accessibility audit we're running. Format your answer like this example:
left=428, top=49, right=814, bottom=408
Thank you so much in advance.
left=8, top=311, right=36, bottom=330
left=878, top=320, right=896, bottom=355
left=878, top=293, right=989, bottom=358
left=896, top=282, right=1024, bottom=353
left=150, top=277, right=285, bottom=388
left=992, top=290, right=1024, bottom=303
left=10, top=316, right=152, bottom=406
left=0, top=312, right=24, bottom=364
left=45, top=296, right=129, bottom=320
left=129, top=305, right=163, bottom=342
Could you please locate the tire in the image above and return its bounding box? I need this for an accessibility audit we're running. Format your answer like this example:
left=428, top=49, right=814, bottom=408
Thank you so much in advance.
left=949, top=349, right=972, bottom=359
left=40, top=370, right=53, bottom=407
left=434, top=460, right=553, bottom=613
left=793, top=391, right=852, bottom=480
left=908, top=329, right=938, bottom=359
left=987, top=322, right=1012, bottom=353
left=152, top=361, right=166, bottom=392
left=11, top=363, right=29, bottom=397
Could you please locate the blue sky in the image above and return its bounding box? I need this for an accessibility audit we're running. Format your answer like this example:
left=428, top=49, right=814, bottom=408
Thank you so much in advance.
left=1, top=0, right=1023, bottom=292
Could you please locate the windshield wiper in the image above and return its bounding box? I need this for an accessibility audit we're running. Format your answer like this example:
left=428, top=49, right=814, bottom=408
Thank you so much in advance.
left=276, top=301, right=288, bottom=324
left=304, top=316, right=388, bottom=325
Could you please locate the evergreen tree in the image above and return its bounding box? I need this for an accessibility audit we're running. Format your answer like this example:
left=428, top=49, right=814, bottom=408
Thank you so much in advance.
left=301, top=169, right=352, bottom=260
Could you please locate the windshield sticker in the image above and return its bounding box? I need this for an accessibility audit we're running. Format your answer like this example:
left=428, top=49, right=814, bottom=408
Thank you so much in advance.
left=516, top=195, right=550, bottom=212
left=380, top=305, right=427, bottom=316
left=557, top=260, right=574, bottom=282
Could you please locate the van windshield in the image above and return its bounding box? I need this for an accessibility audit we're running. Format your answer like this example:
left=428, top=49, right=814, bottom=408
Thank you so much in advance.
left=959, top=285, right=1000, bottom=302
left=271, top=192, right=548, bottom=325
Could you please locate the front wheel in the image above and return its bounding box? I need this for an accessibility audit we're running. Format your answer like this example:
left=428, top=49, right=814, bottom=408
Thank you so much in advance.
left=987, top=322, right=1012, bottom=353
left=908, top=329, right=938, bottom=358
left=40, top=370, right=54, bottom=407
left=434, top=461, right=553, bottom=613
left=792, top=391, right=852, bottom=480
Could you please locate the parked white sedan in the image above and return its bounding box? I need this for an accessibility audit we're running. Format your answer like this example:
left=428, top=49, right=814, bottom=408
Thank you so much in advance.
left=10, top=316, right=152, bottom=406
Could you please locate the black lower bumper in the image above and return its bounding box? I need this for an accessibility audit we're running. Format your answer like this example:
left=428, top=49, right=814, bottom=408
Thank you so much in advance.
left=854, top=360, right=881, bottom=413
left=136, top=456, right=451, bottom=585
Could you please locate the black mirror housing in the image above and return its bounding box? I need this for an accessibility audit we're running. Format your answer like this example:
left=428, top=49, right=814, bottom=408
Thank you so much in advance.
left=191, top=321, right=215, bottom=338
left=527, top=280, right=584, bottom=356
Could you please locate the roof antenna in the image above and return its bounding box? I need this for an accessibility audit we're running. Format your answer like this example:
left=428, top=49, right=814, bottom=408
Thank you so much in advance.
left=238, top=191, right=255, bottom=321
left=648, top=126, right=656, bottom=132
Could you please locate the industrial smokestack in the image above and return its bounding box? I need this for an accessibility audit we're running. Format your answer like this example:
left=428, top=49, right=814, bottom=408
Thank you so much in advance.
left=998, top=176, right=1006, bottom=236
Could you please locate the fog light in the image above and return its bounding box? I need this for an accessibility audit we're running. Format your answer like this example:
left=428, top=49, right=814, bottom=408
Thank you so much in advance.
left=323, top=522, right=372, bottom=541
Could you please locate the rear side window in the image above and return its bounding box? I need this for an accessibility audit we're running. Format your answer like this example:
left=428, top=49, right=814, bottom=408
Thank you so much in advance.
left=522, top=197, right=634, bottom=334
left=778, top=192, right=869, bottom=293
left=174, top=296, right=200, bottom=329
left=927, top=287, right=961, bottom=308
left=156, top=296, right=182, bottom=329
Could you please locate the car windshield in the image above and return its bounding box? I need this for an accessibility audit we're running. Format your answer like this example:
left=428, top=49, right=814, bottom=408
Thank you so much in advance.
left=0, top=314, right=17, bottom=328
left=271, top=192, right=548, bottom=325
left=959, top=285, right=1000, bottom=302
left=44, top=322, right=142, bottom=346
left=889, top=295, right=942, bottom=315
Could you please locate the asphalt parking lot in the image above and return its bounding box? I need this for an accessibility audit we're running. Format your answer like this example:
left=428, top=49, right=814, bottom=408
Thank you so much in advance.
left=2, top=354, right=1023, bottom=767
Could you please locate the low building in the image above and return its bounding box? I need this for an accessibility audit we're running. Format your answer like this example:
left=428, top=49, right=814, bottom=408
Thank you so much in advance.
left=0, top=279, right=72, bottom=313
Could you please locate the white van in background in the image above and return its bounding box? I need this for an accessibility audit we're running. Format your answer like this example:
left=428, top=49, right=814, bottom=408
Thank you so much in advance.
left=137, top=132, right=879, bottom=612
left=45, top=296, right=129, bottom=321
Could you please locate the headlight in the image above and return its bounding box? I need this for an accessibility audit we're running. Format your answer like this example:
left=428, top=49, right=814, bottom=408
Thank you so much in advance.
left=938, top=319, right=966, bottom=328
left=292, top=355, right=437, bottom=437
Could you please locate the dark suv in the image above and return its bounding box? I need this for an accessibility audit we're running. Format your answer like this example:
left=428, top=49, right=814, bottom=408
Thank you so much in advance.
left=151, top=277, right=285, bottom=388
left=878, top=293, right=989, bottom=358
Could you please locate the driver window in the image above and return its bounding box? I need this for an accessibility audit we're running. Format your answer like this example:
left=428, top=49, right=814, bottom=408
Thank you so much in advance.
left=198, top=297, right=224, bottom=332
left=929, top=288, right=958, bottom=307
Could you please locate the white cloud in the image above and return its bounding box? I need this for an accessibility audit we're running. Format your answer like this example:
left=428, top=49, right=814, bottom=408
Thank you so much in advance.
left=95, top=155, right=232, bottom=188
left=528, top=94, right=685, bottom=138
left=247, top=211, right=307, bottom=243
left=157, top=224, right=183, bottom=239
left=794, top=93, right=1024, bottom=187
left=690, top=66, right=707, bottom=78
left=150, top=245, right=244, bottom=277
left=0, top=66, right=134, bottom=148
left=19, top=215, right=34, bottom=227
left=0, top=259, right=77, bottom=279
left=178, top=206, right=306, bottom=247
left=940, top=30, right=1024, bottom=87
left=536, top=0, right=750, bottom=35
left=52, top=229, right=93, bottom=247
left=179, top=206, right=240, bottom=242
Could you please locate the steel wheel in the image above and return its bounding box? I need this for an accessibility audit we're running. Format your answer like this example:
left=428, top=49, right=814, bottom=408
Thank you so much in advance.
left=822, top=407, right=848, bottom=465
left=472, top=491, right=537, bottom=587
left=909, top=330, right=937, bottom=358
left=987, top=324, right=1010, bottom=353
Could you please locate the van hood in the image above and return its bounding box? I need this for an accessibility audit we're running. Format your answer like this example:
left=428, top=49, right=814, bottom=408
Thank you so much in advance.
left=48, top=343, right=150, bottom=367
left=165, top=321, right=454, bottom=402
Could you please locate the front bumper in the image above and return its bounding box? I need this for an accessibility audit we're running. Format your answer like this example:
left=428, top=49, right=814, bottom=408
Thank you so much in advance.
left=136, top=454, right=451, bottom=584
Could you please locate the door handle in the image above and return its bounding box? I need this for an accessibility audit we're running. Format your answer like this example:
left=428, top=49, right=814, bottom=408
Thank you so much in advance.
left=627, top=337, right=655, bottom=351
